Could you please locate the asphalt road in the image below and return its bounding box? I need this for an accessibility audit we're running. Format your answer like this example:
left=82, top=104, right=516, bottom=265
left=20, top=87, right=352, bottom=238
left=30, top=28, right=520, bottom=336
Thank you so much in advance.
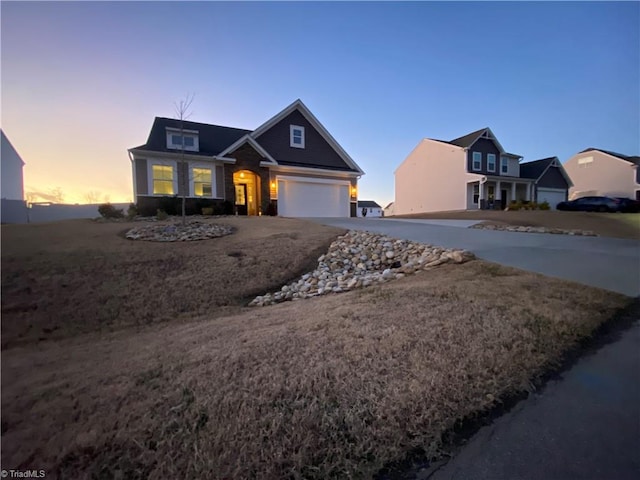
left=305, top=218, right=640, bottom=296
left=305, top=217, right=640, bottom=480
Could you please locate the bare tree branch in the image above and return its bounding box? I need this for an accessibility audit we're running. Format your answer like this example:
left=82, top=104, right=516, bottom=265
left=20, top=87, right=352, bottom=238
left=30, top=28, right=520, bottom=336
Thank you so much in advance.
left=174, top=93, right=195, bottom=225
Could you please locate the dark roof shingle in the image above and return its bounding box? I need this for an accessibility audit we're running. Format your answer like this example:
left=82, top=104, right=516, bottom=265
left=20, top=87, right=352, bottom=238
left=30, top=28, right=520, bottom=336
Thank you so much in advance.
left=357, top=200, right=381, bottom=208
left=134, top=117, right=251, bottom=156
left=448, top=128, right=488, bottom=148
left=519, top=157, right=556, bottom=180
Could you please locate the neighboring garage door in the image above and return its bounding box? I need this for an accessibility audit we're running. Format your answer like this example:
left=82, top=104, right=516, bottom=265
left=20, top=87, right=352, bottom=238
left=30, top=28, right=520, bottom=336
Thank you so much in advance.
left=277, top=176, right=350, bottom=217
left=537, top=188, right=566, bottom=210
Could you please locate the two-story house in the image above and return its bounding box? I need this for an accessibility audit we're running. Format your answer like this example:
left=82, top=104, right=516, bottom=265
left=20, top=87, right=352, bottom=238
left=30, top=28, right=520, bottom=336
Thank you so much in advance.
left=564, top=148, right=640, bottom=201
left=394, top=128, right=572, bottom=214
left=1, top=130, right=28, bottom=223
left=129, top=99, right=365, bottom=217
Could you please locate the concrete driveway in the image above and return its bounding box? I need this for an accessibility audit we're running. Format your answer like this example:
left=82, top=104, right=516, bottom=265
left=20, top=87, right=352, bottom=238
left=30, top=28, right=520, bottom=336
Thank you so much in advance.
left=306, top=217, right=640, bottom=480
left=305, top=217, right=640, bottom=296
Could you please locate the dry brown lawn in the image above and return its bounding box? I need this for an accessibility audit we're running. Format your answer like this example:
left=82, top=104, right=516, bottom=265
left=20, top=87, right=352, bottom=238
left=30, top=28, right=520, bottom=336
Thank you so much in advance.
left=1, top=216, right=343, bottom=348
left=393, top=210, right=640, bottom=239
left=1, top=217, right=634, bottom=479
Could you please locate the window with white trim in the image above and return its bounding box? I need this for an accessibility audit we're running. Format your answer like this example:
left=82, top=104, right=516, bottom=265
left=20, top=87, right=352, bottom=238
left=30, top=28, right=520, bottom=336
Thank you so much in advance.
left=192, top=167, right=213, bottom=197
left=500, top=156, right=508, bottom=174
left=290, top=125, right=305, bottom=148
left=472, top=152, right=482, bottom=171
left=166, top=131, right=199, bottom=151
left=487, top=154, right=496, bottom=172
left=152, top=165, right=175, bottom=195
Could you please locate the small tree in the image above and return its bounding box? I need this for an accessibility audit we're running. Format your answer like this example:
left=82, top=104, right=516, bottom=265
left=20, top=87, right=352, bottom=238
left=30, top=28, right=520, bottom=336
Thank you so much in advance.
left=49, top=186, right=64, bottom=203
left=174, top=94, right=195, bottom=226
left=84, top=190, right=101, bottom=204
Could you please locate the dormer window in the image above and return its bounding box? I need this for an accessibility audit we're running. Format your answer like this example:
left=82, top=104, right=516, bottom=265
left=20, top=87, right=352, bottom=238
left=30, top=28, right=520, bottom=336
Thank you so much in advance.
left=290, top=125, right=305, bottom=149
left=166, top=128, right=199, bottom=152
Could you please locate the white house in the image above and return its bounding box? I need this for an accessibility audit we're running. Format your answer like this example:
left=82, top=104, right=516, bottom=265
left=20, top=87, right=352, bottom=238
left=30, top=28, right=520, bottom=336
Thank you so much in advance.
left=564, top=148, right=639, bottom=201
left=1, top=130, right=25, bottom=201
left=1, top=130, right=27, bottom=223
left=357, top=200, right=383, bottom=217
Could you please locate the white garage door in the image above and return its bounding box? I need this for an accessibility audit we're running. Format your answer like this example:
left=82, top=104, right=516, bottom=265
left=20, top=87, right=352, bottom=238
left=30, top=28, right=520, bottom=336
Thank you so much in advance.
left=537, top=188, right=566, bottom=210
left=277, top=176, right=350, bottom=217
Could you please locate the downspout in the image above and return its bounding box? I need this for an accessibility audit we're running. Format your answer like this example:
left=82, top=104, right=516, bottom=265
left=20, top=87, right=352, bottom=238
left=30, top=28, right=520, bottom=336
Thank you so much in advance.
left=479, top=175, right=487, bottom=209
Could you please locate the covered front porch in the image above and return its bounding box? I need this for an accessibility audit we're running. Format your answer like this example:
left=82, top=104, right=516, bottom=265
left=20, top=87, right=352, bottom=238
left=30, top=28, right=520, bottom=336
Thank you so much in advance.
left=467, top=177, right=534, bottom=210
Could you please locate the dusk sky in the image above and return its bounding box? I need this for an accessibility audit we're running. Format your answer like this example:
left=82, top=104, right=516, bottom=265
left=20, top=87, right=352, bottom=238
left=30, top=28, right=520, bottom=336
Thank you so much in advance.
left=1, top=1, right=638, bottom=206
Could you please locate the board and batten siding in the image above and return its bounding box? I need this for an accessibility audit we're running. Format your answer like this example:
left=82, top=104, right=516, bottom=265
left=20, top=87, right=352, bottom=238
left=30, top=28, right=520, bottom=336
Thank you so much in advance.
left=135, top=158, right=148, bottom=195
left=538, top=166, right=569, bottom=189
left=255, top=110, right=352, bottom=171
left=466, top=138, right=501, bottom=174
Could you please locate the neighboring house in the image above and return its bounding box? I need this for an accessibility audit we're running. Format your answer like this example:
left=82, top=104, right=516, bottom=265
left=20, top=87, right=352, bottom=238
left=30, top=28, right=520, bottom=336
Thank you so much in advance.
left=383, top=202, right=395, bottom=217
left=357, top=200, right=382, bottom=217
left=129, top=99, right=365, bottom=217
left=394, top=127, right=536, bottom=214
left=519, top=157, right=573, bottom=209
left=1, top=130, right=25, bottom=201
left=564, top=148, right=640, bottom=201
left=1, top=130, right=28, bottom=223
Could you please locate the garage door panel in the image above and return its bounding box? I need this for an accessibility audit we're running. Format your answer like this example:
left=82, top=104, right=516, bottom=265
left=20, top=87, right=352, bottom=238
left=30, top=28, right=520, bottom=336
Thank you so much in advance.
left=278, top=178, right=350, bottom=217
left=538, top=189, right=566, bottom=210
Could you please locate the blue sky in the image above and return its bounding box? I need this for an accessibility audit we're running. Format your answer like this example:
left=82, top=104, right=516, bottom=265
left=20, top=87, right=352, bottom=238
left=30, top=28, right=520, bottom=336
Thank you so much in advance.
left=2, top=1, right=638, bottom=206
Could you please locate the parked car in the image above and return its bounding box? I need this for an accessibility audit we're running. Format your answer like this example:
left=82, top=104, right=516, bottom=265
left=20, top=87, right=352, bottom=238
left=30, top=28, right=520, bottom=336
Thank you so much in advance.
left=615, top=197, right=640, bottom=213
left=556, top=196, right=625, bottom=212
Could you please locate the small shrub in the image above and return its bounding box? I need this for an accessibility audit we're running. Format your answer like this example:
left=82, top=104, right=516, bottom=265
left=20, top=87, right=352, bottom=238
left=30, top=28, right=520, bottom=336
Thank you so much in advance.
left=126, top=203, right=138, bottom=220
left=98, top=203, right=124, bottom=219
left=539, top=201, right=550, bottom=211
left=509, top=201, right=522, bottom=211
left=202, top=207, right=214, bottom=215
left=156, top=209, right=169, bottom=221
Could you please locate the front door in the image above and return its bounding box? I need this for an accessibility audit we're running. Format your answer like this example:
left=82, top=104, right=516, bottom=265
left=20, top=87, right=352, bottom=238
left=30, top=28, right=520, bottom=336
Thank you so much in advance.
left=501, top=189, right=508, bottom=210
left=235, top=184, right=248, bottom=215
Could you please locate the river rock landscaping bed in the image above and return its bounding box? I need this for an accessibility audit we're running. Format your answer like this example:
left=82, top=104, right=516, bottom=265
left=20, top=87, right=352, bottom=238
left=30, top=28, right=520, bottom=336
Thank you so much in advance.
left=125, top=221, right=234, bottom=241
left=249, top=230, right=475, bottom=306
left=470, top=223, right=597, bottom=236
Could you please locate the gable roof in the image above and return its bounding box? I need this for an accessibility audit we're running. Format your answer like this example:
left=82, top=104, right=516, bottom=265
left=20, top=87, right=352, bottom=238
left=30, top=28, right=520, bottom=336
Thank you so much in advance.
left=251, top=99, right=364, bottom=174
left=130, top=101, right=365, bottom=175
left=580, top=148, right=640, bottom=166
left=521, top=156, right=573, bottom=187
left=357, top=200, right=381, bottom=209
left=520, top=157, right=555, bottom=179
left=217, top=134, right=277, bottom=164
left=448, top=128, right=489, bottom=148
left=132, top=117, right=251, bottom=157
left=448, top=127, right=506, bottom=153
left=1, top=130, right=25, bottom=166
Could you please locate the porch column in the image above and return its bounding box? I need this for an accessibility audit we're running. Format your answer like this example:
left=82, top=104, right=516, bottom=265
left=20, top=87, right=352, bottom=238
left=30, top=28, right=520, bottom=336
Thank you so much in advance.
left=528, top=183, right=534, bottom=201
left=479, top=182, right=484, bottom=209
left=511, top=182, right=516, bottom=201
